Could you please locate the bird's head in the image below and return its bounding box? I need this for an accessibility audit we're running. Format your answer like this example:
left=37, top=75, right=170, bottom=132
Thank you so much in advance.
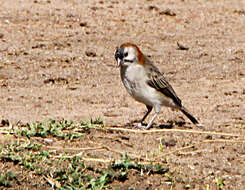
left=115, top=43, right=145, bottom=67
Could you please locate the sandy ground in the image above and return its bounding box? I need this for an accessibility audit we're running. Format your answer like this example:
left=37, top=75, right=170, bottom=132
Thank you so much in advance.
left=0, top=0, right=245, bottom=189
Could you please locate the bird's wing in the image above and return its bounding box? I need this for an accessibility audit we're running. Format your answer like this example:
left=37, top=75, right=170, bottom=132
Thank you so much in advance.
left=145, top=60, right=182, bottom=107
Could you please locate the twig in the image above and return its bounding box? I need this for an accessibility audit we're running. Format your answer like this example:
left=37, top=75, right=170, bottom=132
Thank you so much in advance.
left=0, top=130, right=15, bottom=134
left=82, top=157, right=162, bottom=165
left=53, top=155, right=161, bottom=165
left=203, top=139, right=245, bottom=143
left=154, top=144, right=194, bottom=159
left=83, top=157, right=112, bottom=163
left=178, top=149, right=207, bottom=155
left=51, top=145, right=143, bottom=160
left=105, top=127, right=242, bottom=137
left=46, top=146, right=105, bottom=152
left=153, top=138, right=245, bottom=160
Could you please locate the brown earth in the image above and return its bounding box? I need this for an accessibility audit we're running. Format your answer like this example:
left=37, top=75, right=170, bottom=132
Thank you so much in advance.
left=0, top=0, right=245, bottom=189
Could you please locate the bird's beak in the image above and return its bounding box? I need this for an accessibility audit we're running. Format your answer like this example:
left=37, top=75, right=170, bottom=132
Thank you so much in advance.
left=115, top=47, right=124, bottom=67
left=116, top=58, right=121, bottom=67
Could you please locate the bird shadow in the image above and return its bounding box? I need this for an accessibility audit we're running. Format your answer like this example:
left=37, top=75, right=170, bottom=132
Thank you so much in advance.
left=157, top=123, right=174, bottom=129
left=124, top=119, right=195, bottom=130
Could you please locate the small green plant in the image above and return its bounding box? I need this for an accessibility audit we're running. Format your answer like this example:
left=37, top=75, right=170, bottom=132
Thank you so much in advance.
left=15, top=119, right=84, bottom=140
left=0, top=141, right=51, bottom=172
left=81, top=118, right=105, bottom=130
left=215, top=177, right=225, bottom=189
left=0, top=119, right=173, bottom=189
left=163, top=173, right=175, bottom=189
left=158, top=139, right=164, bottom=152
left=91, top=118, right=104, bottom=125
left=0, top=171, right=18, bottom=187
left=49, top=153, right=168, bottom=189
left=206, top=184, right=210, bottom=190
left=184, top=184, right=191, bottom=189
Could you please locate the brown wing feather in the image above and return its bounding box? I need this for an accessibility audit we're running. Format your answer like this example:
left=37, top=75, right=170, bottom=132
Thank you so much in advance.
left=145, top=58, right=182, bottom=107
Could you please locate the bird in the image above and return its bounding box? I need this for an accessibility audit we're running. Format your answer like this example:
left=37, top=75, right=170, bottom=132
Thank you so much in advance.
left=114, top=42, right=198, bottom=130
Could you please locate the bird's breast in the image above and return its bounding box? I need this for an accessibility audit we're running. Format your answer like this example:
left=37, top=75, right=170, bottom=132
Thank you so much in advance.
left=121, top=65, right=142, bottom=96
left=120, top=64, right=157, bottom=106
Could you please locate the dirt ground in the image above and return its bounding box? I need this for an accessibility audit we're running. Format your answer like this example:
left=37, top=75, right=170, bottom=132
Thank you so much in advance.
left=0, top=0, right=245, bottom=189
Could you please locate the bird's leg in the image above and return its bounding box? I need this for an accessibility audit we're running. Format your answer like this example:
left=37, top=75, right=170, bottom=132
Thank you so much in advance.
left=144, top=113, right=159, bottom=130
left=137, top=106, right=152, bottom=128
left=144, top=106, right=161, bottom=130
left=141, top=106, right=153, bottom=123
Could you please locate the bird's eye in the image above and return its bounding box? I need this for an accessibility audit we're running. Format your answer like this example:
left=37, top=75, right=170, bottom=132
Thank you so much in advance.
left=124, top=52, right=128, bottom=57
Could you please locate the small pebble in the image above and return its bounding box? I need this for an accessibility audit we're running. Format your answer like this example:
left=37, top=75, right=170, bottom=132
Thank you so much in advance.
left=159, top=9, right=176, bottom=16
left=242, top=89, right=245, bottom=94
left=85, top=50, right=96, bottom=57
left=80, top=22, right=87, bottom=27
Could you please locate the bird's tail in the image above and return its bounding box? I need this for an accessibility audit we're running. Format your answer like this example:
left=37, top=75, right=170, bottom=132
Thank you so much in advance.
left=180, top=106, right=198, bottom=124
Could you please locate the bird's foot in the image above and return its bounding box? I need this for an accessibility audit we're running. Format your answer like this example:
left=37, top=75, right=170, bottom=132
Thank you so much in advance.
left=135, top=122, right=152, bottom=130
left=133, top=122, right=146, bottom=130
left=143, top=123, right=153, bottom=130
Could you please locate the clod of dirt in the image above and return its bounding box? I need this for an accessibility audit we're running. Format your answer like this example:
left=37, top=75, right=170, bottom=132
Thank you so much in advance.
left=43, top=77, right=69, bottom=85
left=44, top=78, right=55, bottom=84
left=85, top=50, right=96, bottom=57
left=234, top=9, right=245, bottom=15
left=220, top=135, right=226, bottom=139
left=66, top=13, right=74, bottom=18
left=159, top=9, right=176, bottom=16
left=205, top=135, right=212, bottom=139
left=79, top=22, right=87, bottom=27
left=90, top=6, right=103, bottom=11
left=242, top=89, right=245, bottom=94
left=163, top=139, right=177, bottom=147
left=1, top=82, right=8, bottom=88
left=32, top=43, right=46, bottom=49
left=0, top=33, right=4, bottom=38
left=117, top=135, right=130, bottom=141
left=67, top=87, right=78, bottom=91
left=7, top=98, right=13, bottom=101
left=1, top=119, right=10, bottom=127
left=224, top=90, right=238, bottom=96
left=232, top=116, right=243, bottom=121
left=215, top=104, right=229, bottom=112
left=33, top=0, right=50, bottom=3
left=239, top=72, right=244, bottom=76
left=147, top=5, right=159, bottom=11
left=177, top=42, right=189, bottom=50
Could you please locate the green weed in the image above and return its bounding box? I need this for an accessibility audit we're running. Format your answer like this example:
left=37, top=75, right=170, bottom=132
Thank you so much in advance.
left=16, top=119, right=84, bottom=140
left=0, top=171, right=18, bottom=187
left=215, top=177, right=225, bottom=189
